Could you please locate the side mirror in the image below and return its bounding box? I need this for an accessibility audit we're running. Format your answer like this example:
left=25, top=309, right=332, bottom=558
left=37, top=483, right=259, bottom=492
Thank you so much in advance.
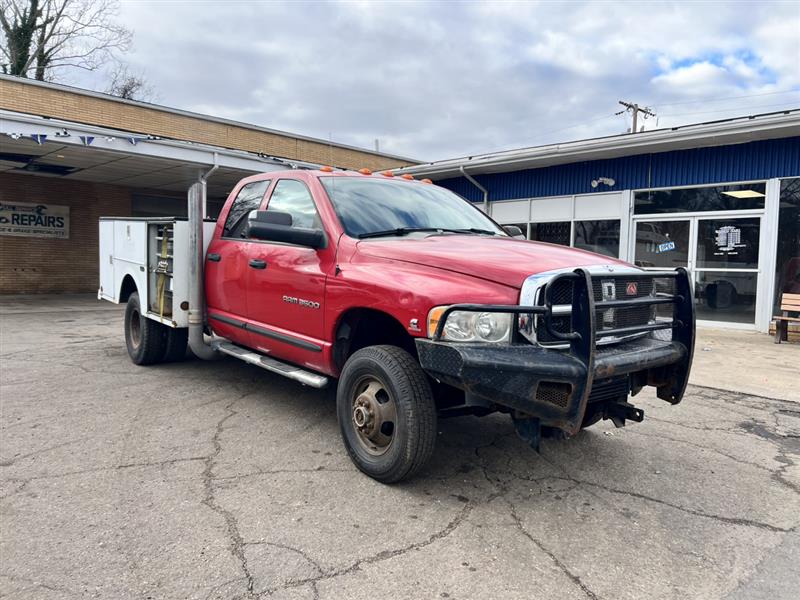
left=250, top=209, right=292, bottom=227
left=503, top=225, right=525, bottom=239
left=247, top=210, right=326, bottom=249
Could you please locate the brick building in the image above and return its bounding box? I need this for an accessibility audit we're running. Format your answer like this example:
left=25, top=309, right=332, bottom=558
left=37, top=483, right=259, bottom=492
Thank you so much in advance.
left=0, top=75, right=415, bottom=294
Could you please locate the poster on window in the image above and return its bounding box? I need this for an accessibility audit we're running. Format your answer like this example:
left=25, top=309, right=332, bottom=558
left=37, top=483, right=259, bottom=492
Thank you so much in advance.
left=714, top=224, right=745, bottom=256
left=0, top=202, right=70, bottom=239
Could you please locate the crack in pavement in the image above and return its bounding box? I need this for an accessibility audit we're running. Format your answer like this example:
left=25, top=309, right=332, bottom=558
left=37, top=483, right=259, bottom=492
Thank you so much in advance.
left=0, top=456, right=208, bottom=498
left=201, top=398, right=257, bottom=599
left=0, top=572, right=79, bottom=598
left=0, top=437, right=89, bottom=467
left=214, top=466, right=353, bottom=482
left=257, top=501, right=474, bottom=597
left=689, top=384, right=800, bottom=409
left=472, top=444, right=601, bottom=600
left=740, top=418, right=800, bottom=496
left=547, top=474, right=793, bottom=533
left=506, top=497, right=601, bottom=600
left=460, top=416, right=796, bottom=600
left=243, top=540, right=326, bottom=576
left=529, top=443, right=798, bottom=534
left=622, top=428, right=781, bottom=475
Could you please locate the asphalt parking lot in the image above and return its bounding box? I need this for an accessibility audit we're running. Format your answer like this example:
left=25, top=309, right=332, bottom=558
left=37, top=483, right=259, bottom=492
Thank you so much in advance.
left=1, top=297, right=799, bottom=600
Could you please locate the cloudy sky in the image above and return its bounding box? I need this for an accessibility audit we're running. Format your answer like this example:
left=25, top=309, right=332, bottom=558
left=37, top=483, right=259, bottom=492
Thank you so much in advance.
left=71, top=0, right=800, bottom=161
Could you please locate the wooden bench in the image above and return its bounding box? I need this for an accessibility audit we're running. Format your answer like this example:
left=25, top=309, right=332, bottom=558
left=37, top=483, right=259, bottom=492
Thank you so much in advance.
left=773, top=292, right=800, bottom=343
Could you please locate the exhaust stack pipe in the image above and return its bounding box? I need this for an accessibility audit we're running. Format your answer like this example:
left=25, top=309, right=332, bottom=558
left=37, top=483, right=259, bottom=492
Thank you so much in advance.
left=187, top=165, right=219, bottom=360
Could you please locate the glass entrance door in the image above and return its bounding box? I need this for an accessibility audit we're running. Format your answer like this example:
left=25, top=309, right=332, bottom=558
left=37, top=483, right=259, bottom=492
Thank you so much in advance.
left=633, top=220, right=691, bottom=270
left=633, top=216, right=762, bottom=325
left=693, top=216, right=760, bottom=324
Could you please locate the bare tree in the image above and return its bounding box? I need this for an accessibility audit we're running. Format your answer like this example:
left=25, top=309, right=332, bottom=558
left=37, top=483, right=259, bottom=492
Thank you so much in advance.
left=105, top=62, right=155, bottom=101
left=1, top=0, right=131, bottom=80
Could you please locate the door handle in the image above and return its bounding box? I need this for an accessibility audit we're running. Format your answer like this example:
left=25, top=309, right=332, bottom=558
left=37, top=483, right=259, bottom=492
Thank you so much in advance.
left=207, top=253, right=221, bottom=262
left=248, top=259, right=267, bottom=269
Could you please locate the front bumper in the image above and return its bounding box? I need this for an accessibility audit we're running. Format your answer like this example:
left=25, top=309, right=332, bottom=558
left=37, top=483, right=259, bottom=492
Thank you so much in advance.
left=416, top=267, right=695, bottom=435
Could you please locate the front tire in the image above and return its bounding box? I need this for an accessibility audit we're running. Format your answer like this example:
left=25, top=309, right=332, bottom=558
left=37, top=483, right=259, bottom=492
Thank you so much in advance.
left=124, top=292, right=166, bottom=365
left=337, top=345, right=437, bottom=483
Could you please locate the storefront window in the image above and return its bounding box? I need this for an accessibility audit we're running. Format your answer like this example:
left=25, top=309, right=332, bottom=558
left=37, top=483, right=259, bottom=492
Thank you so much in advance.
left=774, top=178, right=800, bottom=312
left=634, top=220, right=690, bottom=268
left=694, top=271, right=757, bottom=324
left=530, top=221, right=570, bottom=246
left=573, top=220, right=620, bottom=258
left=634, top=183, right=766, bottom=215
left=695, top=217, right=760, bottom=269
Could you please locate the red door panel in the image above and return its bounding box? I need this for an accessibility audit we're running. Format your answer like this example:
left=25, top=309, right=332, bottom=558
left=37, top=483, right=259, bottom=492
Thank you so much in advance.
left=245, top=243, right=328, bottom=363
left=205, top=237, right=250, bottom=346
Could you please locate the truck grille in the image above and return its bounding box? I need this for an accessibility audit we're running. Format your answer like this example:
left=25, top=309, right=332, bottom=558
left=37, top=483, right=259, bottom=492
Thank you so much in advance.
left=533, top=275, right=675, bottom=345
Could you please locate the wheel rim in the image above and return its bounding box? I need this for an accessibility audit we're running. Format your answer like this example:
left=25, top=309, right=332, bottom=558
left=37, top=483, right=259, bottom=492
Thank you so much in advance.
left=130, top=309, right=142, bottom=348
left=351, top=375, right=397, bottom=456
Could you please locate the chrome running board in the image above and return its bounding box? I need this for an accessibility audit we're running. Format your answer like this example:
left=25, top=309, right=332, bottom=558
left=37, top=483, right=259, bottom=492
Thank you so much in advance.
left=213, top=341, right=329, bottom=389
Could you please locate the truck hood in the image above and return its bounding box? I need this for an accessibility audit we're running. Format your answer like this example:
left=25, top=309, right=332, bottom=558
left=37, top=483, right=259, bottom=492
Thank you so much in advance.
left=356, top=235, right=629, bottom=289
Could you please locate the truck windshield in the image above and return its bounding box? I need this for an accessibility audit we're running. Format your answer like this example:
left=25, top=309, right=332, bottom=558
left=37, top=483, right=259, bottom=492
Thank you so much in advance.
left=320, top=177, right=506, bottom=239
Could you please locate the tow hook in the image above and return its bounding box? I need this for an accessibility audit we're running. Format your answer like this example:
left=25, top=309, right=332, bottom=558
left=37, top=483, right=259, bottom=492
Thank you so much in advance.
left=606, top=401, right=645, bottom=428
left=512, top=414, right=542, bottom=452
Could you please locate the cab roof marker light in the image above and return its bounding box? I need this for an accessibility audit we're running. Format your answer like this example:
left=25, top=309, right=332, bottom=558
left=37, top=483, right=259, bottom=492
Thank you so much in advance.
left=401, top=174, right=414, bottom=180
left=358, top=168, right=372, bottom=175
left=381, top=170, right=394, bottom=177
left=421, top=178, right=433, bottom=184
left=320, top=165, right=334, bottom=172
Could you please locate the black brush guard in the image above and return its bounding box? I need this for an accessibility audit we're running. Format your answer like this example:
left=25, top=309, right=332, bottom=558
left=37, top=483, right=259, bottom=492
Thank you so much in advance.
left=415, top=267, right=695, bottom=435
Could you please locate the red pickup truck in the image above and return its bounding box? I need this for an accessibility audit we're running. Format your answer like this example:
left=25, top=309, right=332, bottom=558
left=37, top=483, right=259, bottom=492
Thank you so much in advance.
left=102, top=169, right=695, bottom=482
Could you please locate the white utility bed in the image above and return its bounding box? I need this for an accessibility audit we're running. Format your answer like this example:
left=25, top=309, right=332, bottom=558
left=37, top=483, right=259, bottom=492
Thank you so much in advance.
left=98, top=217, right=216, bottom=328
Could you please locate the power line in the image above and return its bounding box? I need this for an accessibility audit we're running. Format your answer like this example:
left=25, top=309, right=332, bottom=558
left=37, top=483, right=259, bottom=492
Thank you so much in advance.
left=527, top=112, right=618, bottom=141
left=652, top=89, right=800, bottom=108
left=661, top=101, right=799, bottom=118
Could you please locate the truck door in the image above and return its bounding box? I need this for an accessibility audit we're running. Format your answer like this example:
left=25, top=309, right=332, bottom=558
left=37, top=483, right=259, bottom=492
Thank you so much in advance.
left=244, top=178, right=332, bottom=365
left=205, top=179, right=271, bottom=345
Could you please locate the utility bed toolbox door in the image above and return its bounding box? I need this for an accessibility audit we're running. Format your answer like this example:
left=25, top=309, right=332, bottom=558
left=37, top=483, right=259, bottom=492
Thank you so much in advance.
left=114, top=220, right=147, bottom=265
left=97, top=219, right=148, bottom=305
left=99, top=220, right=115, bottom=301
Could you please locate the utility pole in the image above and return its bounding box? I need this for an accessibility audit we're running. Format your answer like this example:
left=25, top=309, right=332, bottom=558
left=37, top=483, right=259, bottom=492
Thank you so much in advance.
left=617, top=101, right=656, bottom=133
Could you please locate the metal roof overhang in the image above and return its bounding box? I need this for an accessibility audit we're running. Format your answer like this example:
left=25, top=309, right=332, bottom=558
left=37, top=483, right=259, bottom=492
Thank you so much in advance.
left=0, top=110, right=322, bottom=198
left=395, top=110, right=800, bottom=180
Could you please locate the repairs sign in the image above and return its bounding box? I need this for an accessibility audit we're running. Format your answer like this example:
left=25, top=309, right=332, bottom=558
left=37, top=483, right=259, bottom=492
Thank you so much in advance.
left=0, top=202, right=70, bottom=239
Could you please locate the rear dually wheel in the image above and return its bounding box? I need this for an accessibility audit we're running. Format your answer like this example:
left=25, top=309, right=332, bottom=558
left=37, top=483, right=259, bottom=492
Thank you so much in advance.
left=124, top=292, right=166, bottom=365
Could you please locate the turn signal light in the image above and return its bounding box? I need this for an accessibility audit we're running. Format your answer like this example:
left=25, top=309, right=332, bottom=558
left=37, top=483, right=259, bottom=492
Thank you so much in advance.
left=358, top=168, right=372, bottom=175
left=427, top=306, right=448, bottom=337
left=401, top=174, right=414, bottom=180
left=320, top=166, right=334, bottom=172
left=421, top=178, right=433, bottom=184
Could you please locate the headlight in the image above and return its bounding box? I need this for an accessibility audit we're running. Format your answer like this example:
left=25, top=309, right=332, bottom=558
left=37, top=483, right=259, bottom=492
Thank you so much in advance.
left=427, top=306, right=512, bottom=343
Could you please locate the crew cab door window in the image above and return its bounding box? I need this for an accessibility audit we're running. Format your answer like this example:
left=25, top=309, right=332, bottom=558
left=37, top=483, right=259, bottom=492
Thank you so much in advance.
left=266, top=179, right=322, bottom=229
left=222, top=180, right=270, bottom=238
left=206, top=179, right=269, bottom=348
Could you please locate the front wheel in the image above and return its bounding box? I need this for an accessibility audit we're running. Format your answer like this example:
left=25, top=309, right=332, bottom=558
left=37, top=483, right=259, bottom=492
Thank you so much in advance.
left=336, top=345, right=437, bottom=483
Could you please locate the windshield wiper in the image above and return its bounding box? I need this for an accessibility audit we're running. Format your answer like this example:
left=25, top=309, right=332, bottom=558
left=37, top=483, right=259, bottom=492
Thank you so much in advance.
left=453, top=228, right=498, bottom=236
left=358, top=227, right=497, bottom=239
